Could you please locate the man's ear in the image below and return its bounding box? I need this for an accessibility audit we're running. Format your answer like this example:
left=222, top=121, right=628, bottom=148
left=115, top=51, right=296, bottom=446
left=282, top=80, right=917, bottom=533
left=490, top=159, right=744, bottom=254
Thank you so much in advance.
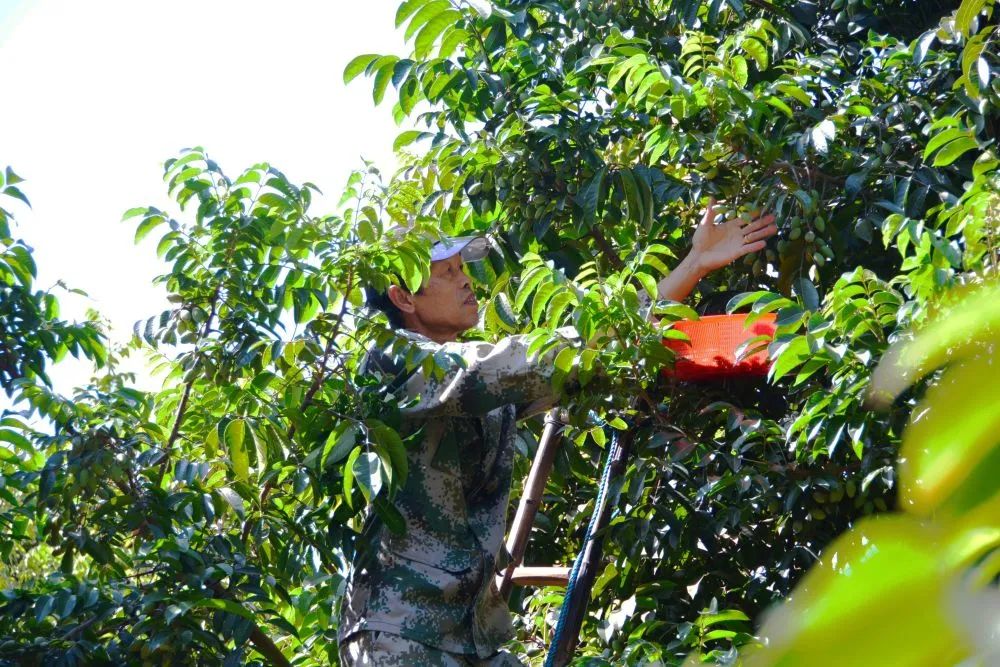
left=386, top=284, right=416, bottom=314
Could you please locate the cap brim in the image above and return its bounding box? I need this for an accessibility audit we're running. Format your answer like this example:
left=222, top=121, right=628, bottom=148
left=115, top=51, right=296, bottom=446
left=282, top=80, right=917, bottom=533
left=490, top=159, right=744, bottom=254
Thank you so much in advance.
left=430, top=235, right=489, bottom=263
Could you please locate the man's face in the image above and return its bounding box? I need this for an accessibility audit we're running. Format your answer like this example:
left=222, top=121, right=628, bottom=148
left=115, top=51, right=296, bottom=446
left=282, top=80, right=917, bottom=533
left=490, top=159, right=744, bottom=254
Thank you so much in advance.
left=403, top=253, right=479, bottom=341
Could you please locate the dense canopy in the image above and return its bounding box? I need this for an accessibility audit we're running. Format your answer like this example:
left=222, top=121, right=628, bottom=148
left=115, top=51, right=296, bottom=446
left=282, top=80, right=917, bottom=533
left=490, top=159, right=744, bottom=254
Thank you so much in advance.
left=0, top=0, right=997, bottom=665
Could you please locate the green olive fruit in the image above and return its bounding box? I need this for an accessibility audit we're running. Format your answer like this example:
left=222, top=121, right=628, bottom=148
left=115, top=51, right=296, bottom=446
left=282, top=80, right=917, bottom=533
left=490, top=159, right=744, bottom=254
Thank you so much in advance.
left=810, top=508, right=827, bottom=521
left=874, top=497, right=888, bottom=512
left=766, top=249, right=777, bottom=262
left=846, top=480, right=857, bottom=498
left=814, top=254, right=826, bottom=267
left=789, top=228, right=802, bottom=240
left=752, top=259, right=764, bottom=276
left=804, top=231, right=816, bottom=242
left=829, top=487, right=845, bottom=503
left=814, top=217, right=826, bottom=232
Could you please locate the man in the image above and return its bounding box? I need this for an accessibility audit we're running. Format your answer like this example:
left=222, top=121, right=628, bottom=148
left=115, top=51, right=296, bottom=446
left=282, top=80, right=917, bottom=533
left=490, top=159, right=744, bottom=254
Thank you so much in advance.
left=338, top=201, right=777, bottom=665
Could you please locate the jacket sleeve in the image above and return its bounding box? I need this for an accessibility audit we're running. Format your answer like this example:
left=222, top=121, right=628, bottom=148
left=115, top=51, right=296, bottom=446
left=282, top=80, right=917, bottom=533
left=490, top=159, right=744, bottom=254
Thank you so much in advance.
left=397, top=329, right=577, bottom=419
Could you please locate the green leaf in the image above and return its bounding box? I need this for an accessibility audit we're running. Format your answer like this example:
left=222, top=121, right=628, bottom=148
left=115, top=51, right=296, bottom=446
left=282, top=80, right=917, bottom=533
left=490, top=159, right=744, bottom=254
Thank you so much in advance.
left=770, top=336, right=809, bottom=381
left=343, top=54, right=381, bottom=83
left=899, top=360, right=1000, bottom=517
left=976, top=56, right=990, bottom=92
left=4, top=166, right=23, bottom=185
left=34, top=595, right=54, bottom=623
left=923, top=127, right=972, bottom=159
left=742, top=35, right=769, bottom=70
left=343, top=446, right=360, bottom=507
left=415, top=10, right=462, bottom=60
left=871, top=285, right=1000, bottom=404
left=192, top=598, right=257, bottom=622
left=618, top=168, right=642, bottom=225
left=955, top=0, right=987, bottom=36
left=224, top=419, right=250, bottom=481
left=727, top=291, right=772, bottom=313
left=636, top=272, right=659, bottom=304
left=810, top=119, right=836, bottom=155
left=392, top=58, right=415, bottom=87
left=121, top=206, right=150, bottom=221
left=912, top=30, right=936, bottom=65
left=697, top=609, right=750, bottom=627
left=932, top=136, right=979, bottom=166
left=553, top=346, right=576, bottom=374
left=765, top=96, right=793, bottom=118
left=730, top=54, right=748, bottom=87
left=216, top=487, right=245, bottom=519
left=374, top=495, right=407, bottom=535
left=531, top=281, right=560, bottom=325
left=56, top=593, right=77, bottom=620
left=753, top=517, right=965, bottom=665
left=577, top=167, right=606, bottom=226
left=515, top=268, right=549, bottom=312
left=552, top=346, right=577, bottom=393
left=404, top=0, right=450, bottom=41
left=369, top=420, right=408, bottom=489
left=393, top=130, right=429, bottom=152
left=395, top=0, right=428, bottom=27
left=353, top=451, right=384, bottom=502
left=492, top=293, right=519, bottom=330
left=439, top=27, right=469, bottom=58
left=794, top=277, right=820, bottom=311
left=466, top=0, right=492, bottom=18
left=323, top=422, right=358, bottom=467
left=134, top=215, right=165, bottom=243
left=0, top=429, right=32, bottom=455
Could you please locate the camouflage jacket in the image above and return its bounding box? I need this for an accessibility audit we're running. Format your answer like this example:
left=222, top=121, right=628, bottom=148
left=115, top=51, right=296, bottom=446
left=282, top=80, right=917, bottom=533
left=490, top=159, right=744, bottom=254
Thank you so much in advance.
left=338, top=328, right=573, bottom=657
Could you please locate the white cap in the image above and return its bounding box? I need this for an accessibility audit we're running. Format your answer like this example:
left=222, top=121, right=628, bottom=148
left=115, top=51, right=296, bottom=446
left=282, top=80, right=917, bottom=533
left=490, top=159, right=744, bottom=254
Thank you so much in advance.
left=430, top=235, right=490, bottom=262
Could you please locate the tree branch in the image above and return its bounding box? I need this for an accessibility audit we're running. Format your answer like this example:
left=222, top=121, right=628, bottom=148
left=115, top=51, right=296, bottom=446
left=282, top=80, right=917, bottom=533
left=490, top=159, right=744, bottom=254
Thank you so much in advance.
left=588, top=228, right=625, bottom=270
left=208, top=582, right=292, bottom=667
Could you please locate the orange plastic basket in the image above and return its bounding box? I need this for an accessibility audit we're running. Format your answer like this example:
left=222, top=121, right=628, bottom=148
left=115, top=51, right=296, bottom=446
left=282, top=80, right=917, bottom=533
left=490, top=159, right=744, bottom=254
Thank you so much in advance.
left=662, top=313, right=777, bottom=381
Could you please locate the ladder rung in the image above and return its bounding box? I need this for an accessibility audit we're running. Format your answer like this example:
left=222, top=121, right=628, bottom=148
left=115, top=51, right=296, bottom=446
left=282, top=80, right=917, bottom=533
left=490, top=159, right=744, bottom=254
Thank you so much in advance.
left=508, top=566, right=571, bottom=587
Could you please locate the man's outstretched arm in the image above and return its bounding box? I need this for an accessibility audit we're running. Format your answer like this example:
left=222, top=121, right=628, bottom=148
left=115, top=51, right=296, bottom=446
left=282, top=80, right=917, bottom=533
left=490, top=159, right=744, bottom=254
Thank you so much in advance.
left=651, top=198, right=778, bottom=306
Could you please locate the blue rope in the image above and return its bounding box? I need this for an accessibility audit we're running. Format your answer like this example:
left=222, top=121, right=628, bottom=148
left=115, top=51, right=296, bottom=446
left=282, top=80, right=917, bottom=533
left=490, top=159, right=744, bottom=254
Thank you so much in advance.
left=545, top=432, right=621, bottom=667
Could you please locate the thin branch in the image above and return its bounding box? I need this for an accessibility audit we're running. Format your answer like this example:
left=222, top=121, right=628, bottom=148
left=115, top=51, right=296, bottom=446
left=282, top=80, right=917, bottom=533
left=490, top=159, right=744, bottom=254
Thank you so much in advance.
left=588, top=227, right=626, bottom=270
left=207, top=582, right=292, bottom=667
left=242, top=268, right=356, bottom=543
left=154, top=229, right=239, bottom=486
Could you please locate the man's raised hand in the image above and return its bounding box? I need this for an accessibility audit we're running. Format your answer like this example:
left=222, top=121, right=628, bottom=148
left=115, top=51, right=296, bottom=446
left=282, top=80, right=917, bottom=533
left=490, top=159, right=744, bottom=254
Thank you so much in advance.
left=689, top=198, right=778, bottom=274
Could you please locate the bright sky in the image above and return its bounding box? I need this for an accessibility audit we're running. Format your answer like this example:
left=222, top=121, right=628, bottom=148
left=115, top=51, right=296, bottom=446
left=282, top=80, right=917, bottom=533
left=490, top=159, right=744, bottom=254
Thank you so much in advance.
left=0, top=0, right=405, bottom=407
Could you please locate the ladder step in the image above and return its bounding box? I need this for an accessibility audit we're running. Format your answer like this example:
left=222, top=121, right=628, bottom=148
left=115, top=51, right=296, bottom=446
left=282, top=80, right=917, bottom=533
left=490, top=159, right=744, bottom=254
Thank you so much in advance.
left=508, top=566, right=571, bottom=587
